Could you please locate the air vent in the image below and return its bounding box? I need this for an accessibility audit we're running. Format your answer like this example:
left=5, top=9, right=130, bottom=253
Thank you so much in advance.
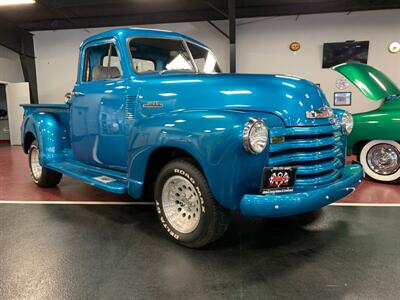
left=125, top=96, right=137, bottom=121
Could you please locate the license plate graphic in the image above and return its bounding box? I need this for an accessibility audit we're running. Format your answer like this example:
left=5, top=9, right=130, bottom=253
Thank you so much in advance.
left=261, top=166, right=297, bottom=194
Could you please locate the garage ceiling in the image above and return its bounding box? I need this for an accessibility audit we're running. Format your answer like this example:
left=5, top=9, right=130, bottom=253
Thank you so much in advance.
left=0, top=0, right=399, bottom=31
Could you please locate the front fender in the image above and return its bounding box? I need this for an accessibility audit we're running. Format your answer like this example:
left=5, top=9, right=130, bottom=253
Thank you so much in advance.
left=22, top=112, right=69, bottom=165
left=347, top=109, right=400, bottom=155
left=127, top=110, right=284, bottom=210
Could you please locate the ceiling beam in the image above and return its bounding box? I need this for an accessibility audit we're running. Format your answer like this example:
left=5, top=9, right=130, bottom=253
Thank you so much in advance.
left=17, top=0, right=400, bottom=31
left=207, top=21, right=229, bottom=39
left=203, top=1, right=228, bottom=18
left=0, top=17, right=34, bottom=57
left=20, top=9, right=224, bottom=31
left=236, top=1, right=400, bottom=19
left=228, top=0, right=235, bottom=73
left=0, top=18, right=38, bottom=103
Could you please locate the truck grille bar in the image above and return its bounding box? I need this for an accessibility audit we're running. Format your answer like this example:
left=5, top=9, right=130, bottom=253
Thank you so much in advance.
left=268, top=124, right=344, bottom=187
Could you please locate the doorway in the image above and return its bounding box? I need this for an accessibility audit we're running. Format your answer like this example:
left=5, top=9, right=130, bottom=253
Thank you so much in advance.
left=0, top=84, right=10, bottom=145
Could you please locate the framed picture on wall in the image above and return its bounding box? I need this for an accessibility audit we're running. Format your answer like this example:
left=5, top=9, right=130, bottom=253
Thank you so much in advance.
left=334, top=92, right=352, bottom=106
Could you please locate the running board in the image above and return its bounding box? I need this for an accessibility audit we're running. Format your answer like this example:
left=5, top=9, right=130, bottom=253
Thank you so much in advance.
left=46, top=161, right=127, bottom=194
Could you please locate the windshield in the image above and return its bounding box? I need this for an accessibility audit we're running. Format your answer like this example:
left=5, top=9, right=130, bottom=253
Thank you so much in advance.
left=129, top=37, right=220, bottom=74
left=187, top=42, right=220, bottom=73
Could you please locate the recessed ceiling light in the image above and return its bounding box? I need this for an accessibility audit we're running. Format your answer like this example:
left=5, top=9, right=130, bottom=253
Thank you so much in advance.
left=0, top=0, right=35, bottom=5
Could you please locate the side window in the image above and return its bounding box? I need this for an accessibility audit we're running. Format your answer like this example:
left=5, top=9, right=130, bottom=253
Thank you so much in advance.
left=132, top=58, right=155, bottom=73
left=83, top=43, right=122, bottom=82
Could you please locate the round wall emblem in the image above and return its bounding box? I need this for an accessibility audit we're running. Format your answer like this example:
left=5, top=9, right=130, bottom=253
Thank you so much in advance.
left=336, top=77, right=349, bottom=90
left=289, top=42, right=301, bottom=52
left=388, top=41, right=400, bottom=54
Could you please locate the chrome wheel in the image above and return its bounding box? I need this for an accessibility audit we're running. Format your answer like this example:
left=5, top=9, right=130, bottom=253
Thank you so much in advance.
left=161, top=175, right=201, bottom=234
left=30, top=146, right=42, bottom=180
left=367, top=143, right=400, bottom=175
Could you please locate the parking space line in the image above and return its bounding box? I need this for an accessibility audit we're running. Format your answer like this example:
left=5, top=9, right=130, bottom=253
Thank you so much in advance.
left=0, top=201, right=399, bottom=207
left=0, top=200, right=155, bottom=205
left=330, top=203, right=400, bottom=207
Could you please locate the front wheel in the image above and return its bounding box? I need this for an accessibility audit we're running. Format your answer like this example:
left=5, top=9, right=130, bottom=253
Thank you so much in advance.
left=28, top=141, right=63, bottom=187
left=358, top=140, right=400, bottom=183
left=154, top=159, right=230, bottom=248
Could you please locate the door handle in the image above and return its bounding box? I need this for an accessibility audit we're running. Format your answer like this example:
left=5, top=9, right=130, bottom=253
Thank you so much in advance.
left=72, top=92, right=85, bottom=97
left=65, top=91, right=85, bottom=105
left=65, top=92, right=72, bottom=105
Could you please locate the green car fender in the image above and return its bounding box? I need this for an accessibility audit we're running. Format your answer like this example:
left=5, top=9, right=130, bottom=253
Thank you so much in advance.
left=347, top=101, right=400, bottom=155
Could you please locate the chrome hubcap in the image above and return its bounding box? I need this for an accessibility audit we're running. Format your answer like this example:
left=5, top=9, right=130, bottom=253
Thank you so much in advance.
left=161, top=175, right=201, bottom=234
left=367, top=144, right=400, bottom=175
left=30, top=147, right=42, bottom=180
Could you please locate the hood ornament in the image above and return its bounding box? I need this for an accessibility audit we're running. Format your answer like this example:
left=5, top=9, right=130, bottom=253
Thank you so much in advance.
left=306, top=106, right=334, bottom=119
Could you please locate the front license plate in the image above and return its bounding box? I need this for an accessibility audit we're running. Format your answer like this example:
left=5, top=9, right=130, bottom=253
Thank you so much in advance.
left=261, top=166, right=297, bottom=194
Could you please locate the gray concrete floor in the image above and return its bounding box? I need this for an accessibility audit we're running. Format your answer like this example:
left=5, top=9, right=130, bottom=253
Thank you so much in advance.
left=1, top=204, right=399, bottom=299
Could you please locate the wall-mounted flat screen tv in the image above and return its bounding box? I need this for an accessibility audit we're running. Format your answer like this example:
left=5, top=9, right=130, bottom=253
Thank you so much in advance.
left=322, top=41, right=369, bottom=68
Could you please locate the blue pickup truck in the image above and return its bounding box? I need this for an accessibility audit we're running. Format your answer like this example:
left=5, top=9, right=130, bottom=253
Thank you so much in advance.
left=21, top=28, right=363, bottom=247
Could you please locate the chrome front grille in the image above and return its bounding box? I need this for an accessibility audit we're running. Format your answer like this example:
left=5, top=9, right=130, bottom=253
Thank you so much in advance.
left=268, top=124, right=344, bottom=186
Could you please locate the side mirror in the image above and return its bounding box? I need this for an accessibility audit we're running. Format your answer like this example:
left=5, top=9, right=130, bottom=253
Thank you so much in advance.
left=65, top=92, right=72, bottom=105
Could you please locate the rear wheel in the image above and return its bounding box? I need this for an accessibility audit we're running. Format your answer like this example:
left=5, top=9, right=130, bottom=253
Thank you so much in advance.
left=154, top=159, right=230, bottom=248
left=28, top=141, right=63, bottom=187
left=358, top=140, right=400, bottom=183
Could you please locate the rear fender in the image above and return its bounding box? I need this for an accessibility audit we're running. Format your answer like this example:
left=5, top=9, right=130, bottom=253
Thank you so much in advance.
left=126, top=110, right=284, bottom=209
left=22, top=112, right=69, bottom=165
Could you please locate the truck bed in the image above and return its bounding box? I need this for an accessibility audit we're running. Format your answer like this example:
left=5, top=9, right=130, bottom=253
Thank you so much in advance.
left=21, top=103, right=71, bottom=154
left=21, top=104, right=70, bottom=114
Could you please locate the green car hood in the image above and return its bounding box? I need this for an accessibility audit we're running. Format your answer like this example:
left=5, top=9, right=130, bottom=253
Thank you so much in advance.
left=332, top=62, right=400, bottom=101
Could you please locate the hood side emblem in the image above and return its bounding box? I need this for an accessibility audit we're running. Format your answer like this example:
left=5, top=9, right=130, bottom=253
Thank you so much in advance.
left=143, top=101, right=163, bottom=108
left=306, top=106, right=334, bottom=119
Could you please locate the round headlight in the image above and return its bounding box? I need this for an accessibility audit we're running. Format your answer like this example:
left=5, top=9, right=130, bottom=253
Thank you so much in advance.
left=341, top=112, right=353, bottom=135
left=243, top=118, right=268, bottom=154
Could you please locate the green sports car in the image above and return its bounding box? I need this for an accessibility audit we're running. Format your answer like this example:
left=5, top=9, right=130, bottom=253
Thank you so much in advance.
left=334, top=62, right=400, bottom=183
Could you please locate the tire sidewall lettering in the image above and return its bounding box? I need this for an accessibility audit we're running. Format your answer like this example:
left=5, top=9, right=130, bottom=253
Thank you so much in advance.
left=174, top=168, right=196, bottom=185
left=155, top=205, right=180, bottom=240
left=156, top=167, right=207, bottom=241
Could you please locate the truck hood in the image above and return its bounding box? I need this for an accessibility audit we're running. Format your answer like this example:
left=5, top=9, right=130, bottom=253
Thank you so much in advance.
left=137, top=73, right=333, bottom=127
left=332, top=62, right=400, bottom=101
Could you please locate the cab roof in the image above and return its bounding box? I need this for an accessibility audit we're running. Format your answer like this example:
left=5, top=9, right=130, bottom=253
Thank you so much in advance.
left=82, top=27, right=208, bottom=49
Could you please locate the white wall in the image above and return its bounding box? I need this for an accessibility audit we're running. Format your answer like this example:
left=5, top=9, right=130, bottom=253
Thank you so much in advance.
left=34, top=9, right=400, bottom=114
left=237, top=10, right=400, bottom=113
left=33, top=21, right=229, bottom=104
left=0, top=45, right=24, bottom=83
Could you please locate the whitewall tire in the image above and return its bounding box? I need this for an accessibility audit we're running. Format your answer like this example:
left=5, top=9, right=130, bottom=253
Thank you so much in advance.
left=358, top=140, right=400, bottom=183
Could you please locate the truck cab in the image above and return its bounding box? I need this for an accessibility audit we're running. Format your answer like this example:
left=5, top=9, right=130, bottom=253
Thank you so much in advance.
left=21, top=28, right=364, bottom=248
